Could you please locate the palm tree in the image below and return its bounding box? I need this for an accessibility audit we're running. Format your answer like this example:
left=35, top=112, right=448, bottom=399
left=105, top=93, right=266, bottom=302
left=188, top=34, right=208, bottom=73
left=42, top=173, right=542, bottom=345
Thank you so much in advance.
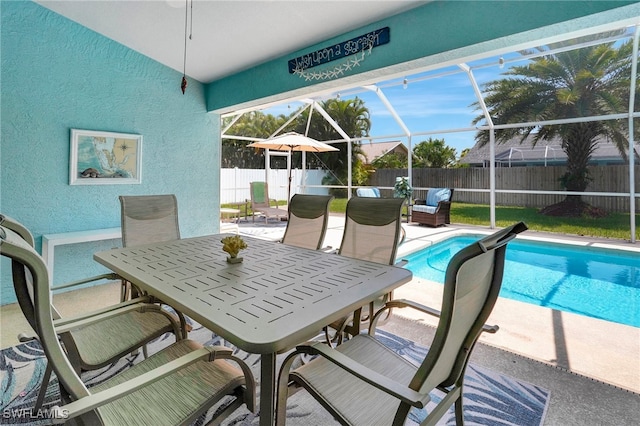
left=413, top=137, right=457, bottom=168
left=222, top=111, right=290, bottom=168
left=472, top=38, right=638, bottom=216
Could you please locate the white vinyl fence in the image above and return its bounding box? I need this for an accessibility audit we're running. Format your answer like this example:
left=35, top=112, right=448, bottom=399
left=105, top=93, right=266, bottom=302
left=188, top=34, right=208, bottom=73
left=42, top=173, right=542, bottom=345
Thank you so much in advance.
left=220, top=168, right=329, bottom=203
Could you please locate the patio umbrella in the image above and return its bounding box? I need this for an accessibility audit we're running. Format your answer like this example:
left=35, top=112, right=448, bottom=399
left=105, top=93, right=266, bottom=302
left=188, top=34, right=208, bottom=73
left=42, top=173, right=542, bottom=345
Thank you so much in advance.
left=248, top=132, right=339, bottom=201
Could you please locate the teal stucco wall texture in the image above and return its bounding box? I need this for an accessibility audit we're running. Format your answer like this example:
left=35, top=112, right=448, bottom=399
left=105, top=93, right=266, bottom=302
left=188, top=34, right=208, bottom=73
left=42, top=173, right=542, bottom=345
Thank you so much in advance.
left=1, top=1, right=220, bottom=304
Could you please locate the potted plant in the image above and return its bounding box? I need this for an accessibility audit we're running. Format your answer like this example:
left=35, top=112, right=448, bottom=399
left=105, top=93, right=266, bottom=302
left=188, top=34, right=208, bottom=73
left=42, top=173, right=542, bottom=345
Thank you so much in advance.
left=394, top=177, right=413, bottom=222
left=221, top=235, right=248, bottom=264
left=394, top=176, right=412, bottom=201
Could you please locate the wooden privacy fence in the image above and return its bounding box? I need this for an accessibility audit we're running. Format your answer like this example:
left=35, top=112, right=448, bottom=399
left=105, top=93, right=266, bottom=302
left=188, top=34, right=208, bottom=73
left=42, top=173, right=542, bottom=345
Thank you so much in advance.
left=370, top=165, right=640, bottom=213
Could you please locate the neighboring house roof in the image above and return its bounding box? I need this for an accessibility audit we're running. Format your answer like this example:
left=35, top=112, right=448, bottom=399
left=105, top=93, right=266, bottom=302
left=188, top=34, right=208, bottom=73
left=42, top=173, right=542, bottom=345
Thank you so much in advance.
left=459, top=135, right=639, bottom=167
left=359, top=141, right=408, bottom=164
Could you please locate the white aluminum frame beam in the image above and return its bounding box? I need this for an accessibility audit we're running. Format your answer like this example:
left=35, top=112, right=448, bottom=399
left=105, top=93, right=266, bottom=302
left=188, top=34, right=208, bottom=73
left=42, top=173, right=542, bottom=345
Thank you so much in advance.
left=222, top=23, right=640, bottom=241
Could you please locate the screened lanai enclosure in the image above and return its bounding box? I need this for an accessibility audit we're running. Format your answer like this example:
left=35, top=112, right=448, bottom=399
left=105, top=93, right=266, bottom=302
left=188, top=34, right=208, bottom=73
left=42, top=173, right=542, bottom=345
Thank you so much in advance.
left=222, top=23, right=640, bottom=242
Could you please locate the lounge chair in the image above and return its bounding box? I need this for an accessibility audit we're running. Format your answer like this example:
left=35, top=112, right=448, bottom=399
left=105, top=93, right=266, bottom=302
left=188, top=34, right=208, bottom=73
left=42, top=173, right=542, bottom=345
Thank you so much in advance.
left=325, top=197, right=406, bottom=345
left=411, top=188, right=454, bottom=227
left=0, top=214, right=184, bottom=412
left=249, top=181, right=287, bottom=223
left=281, top=194, right=334, bottom=250
left=276, top=222, right=528, bottom=426
left=0, top=220, right=256, bottom=425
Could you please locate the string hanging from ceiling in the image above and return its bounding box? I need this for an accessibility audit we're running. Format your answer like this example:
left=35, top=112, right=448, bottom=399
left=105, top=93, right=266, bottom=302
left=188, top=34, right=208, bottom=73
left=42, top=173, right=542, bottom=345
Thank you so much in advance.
left=181, top=0, right=193, bottom=94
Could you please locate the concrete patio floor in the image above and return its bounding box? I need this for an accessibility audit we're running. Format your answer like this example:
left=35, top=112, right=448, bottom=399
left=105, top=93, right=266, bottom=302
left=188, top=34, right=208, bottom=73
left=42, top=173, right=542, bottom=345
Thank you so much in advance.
left=1, top=214, right=638, bottom=424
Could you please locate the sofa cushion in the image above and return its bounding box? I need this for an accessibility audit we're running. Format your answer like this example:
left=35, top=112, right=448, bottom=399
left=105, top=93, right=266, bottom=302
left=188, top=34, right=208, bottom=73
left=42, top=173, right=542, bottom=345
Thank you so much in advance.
left=412, top=205, right=437, bottom=214
left=356, top=187, right=381, bottom=198
left=426, top=188, right=451, bottom=207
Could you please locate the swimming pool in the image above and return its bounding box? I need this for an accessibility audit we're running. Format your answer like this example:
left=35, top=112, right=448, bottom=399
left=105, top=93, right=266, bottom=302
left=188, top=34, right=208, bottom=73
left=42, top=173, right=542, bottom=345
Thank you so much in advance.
left=404, top=235, right=640, bottom=327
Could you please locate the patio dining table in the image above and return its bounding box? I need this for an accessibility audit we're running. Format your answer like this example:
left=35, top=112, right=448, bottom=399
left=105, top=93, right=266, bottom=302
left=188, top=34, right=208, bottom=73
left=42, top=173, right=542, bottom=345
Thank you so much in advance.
left=93, top=234, right=413, bottom=426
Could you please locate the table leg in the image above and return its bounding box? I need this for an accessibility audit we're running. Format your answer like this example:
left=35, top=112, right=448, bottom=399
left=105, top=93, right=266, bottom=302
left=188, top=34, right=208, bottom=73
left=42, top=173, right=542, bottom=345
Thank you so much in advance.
left=259, top=352, right=277, bottom=426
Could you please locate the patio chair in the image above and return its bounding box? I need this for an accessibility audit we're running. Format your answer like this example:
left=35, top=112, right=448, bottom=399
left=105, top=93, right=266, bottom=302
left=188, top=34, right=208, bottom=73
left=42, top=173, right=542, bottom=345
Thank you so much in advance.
left=355, top=186, right=406, bottom=245
left=0, top=221, right=256, bottom=425
left=119, top=194, right=180, bottom=298
left=249, top=181, right=287, bottom=223
left=325, top=197, right=406, bottom=345
left=276, top=222, right=528, bottom=426
left=119, top=194, right=181, bottom=247
left=281, top=194, right=334, bottom=250
left=0, top=215, right=184, bottom=412
left=412, top=188, right=454, bottom=227
left=119, top=194, right=190, bottom=332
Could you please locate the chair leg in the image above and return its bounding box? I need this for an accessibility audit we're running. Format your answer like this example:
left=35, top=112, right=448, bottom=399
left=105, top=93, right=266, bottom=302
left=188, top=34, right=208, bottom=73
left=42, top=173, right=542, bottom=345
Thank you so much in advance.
left=120, top=279, right=129, bottom=302
left=33, top=363, right=53, bottom=411
left=454, top=393, right=464, bottom=425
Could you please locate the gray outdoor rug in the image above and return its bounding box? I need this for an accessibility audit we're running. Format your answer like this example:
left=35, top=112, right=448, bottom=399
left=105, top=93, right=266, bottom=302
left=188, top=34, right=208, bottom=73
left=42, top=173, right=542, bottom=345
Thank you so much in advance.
left=1, top=320, right=549, bottom=425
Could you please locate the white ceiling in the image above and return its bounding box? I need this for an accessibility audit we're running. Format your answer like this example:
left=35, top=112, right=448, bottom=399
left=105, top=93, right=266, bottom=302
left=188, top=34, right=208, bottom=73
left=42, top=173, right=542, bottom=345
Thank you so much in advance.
left=36, top=0, right=426, bottom=84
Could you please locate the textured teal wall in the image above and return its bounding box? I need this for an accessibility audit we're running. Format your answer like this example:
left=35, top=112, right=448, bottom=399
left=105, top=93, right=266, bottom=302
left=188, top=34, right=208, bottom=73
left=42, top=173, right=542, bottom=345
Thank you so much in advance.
left=206, top=0, right=640, bottom=113
left=1, top=1, right=221, bottom=304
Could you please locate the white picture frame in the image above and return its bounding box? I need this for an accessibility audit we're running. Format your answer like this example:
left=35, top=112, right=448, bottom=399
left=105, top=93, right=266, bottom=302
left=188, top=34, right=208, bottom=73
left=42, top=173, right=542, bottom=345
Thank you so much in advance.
left=70, top=129, right=142, bottom=185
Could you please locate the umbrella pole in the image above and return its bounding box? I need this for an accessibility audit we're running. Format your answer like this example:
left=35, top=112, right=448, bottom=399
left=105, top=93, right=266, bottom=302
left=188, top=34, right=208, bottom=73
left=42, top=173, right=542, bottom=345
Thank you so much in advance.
left=288, top=168, right=292, bottom=203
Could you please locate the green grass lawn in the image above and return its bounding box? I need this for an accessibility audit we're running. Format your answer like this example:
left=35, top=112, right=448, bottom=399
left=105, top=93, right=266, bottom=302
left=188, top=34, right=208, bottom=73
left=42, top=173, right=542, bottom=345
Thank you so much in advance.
left=225, top=198, right=638, bottom=241
left=449, top=202, right=638, bottom=241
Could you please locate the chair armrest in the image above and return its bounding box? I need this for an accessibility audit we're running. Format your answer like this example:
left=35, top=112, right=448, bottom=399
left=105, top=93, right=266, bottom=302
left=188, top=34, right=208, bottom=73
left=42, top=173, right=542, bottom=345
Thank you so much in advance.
left=300, top=342, right=431, bottom=408
left=51, top=346, right=235, bottom=423
left=378, top=299, right=443, bottom=320
left=54, top=301, right=167, bottom=333
left=53, top=295, right=152, bottom=326
left=18, top=333, right=36, bottom=342
left=50, top=273, right=120, bottom=292
left=414, top=199, right=426, bottom=205
left=369, top=299, right=499, bottom=334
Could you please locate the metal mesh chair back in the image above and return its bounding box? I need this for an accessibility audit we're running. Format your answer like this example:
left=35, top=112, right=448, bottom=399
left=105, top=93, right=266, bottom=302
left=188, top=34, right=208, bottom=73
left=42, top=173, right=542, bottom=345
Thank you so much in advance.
left=119, top=195, right=180, bottom=247
left=339, top=197, right=404, bottom=265
left=0, top=214, right=35, bottom=247
left=0, top=215, right=63, bottom=331
left=412, top=222, right=528, bottom=391
left=281, top=194, right=334, bottom=250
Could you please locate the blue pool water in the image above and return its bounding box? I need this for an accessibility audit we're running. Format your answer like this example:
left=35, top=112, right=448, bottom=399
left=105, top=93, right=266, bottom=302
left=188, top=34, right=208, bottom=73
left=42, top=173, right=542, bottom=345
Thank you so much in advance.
left=404, top=235, right=640, bottom=327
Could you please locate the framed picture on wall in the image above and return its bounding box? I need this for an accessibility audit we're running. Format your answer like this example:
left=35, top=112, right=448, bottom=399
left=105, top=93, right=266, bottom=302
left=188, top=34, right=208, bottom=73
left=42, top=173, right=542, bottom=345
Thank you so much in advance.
left=69, top=129, right=142, bottom=185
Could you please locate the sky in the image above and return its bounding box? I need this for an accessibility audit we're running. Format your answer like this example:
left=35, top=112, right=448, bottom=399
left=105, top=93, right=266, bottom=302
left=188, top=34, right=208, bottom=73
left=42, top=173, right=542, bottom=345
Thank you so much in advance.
left=264, top=58, right=515, bottom=157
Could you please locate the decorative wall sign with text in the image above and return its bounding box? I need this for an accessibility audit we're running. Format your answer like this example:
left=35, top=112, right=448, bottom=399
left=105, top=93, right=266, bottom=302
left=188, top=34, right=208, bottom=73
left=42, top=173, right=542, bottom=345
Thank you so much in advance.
left=289, top=27, right=390, bottom=81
